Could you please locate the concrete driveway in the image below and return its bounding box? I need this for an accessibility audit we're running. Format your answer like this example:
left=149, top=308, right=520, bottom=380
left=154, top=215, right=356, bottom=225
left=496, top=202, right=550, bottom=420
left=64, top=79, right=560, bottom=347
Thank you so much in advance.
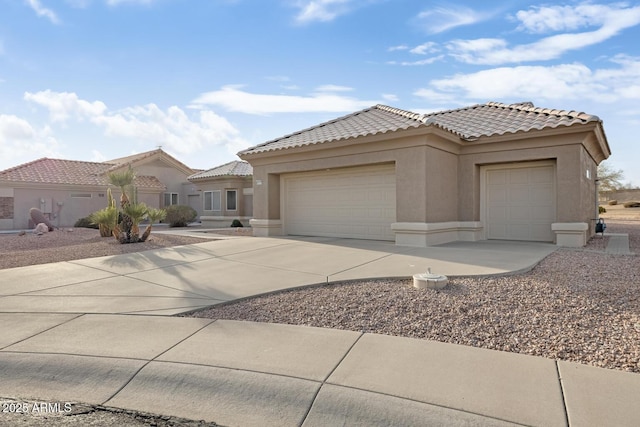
left=3, top=235, right=640, bottom=426
left=0, top=235, right=556, bottom=315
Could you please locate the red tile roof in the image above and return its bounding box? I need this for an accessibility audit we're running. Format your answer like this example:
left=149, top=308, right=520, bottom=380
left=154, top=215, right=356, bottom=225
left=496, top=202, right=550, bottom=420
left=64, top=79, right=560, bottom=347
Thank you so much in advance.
left=0, top=151, right=170, bottom=190
left=239, top=102, right=602, bottom=155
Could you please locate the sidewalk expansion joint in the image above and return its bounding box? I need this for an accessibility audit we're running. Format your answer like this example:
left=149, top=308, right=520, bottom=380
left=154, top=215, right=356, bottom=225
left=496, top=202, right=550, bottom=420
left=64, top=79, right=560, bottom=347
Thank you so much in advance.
left=299, top=332, right=365, bottom=426
left=555, top=361, right=571, bottom=427
left=327, top=252, right=397, bottom=277
left=100, top=318, right=217, bottom=406
left=0, top=313, right=84, bottom=351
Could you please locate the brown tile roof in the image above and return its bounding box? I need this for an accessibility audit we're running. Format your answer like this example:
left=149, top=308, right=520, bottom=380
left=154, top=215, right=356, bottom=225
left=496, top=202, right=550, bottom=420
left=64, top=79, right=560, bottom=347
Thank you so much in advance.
left=105, top=148, right=194, bottom=174
left=0, top=158, right=165, bottom=190
left=239, top=102, right=602, bottom=155
left=188, top=160, right=253, bottom=181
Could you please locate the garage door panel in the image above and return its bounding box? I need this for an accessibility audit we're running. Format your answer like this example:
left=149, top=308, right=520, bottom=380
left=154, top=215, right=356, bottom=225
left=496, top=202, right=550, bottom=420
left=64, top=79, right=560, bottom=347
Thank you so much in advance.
left=486, top=165, right=555, bottom=242
left=284, top=165, right=396, bottom=241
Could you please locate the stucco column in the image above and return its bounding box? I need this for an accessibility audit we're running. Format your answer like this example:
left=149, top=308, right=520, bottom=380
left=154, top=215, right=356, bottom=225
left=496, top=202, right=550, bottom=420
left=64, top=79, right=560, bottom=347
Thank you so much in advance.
left=249, top=170, right=282, bottom=236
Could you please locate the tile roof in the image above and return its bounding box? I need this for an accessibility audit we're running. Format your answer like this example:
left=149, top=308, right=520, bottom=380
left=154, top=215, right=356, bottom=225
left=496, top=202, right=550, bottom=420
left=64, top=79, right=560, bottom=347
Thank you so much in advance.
left=188, top=160, right=253, bottom=181
left=105, top=148, right=194, bottom=174
left=0, top=158, right=165, bottom=189
left=239, top=102, right=602, bottom=155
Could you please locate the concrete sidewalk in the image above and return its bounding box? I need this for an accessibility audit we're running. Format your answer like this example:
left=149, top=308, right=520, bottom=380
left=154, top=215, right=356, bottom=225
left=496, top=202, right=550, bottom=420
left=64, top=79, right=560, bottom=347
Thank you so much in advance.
left=1, top=235, right=639, bottom=426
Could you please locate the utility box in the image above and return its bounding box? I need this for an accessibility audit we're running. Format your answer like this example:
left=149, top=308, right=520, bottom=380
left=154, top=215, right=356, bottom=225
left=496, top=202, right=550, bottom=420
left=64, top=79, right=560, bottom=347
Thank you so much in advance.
left=40, top=197, right=53, bottom=214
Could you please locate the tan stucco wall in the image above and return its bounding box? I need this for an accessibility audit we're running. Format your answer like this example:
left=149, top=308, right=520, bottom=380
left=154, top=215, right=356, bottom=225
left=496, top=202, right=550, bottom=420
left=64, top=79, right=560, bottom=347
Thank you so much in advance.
left=134, top=160, right=193, bottom=207
left=241, top=124, right=607, bottom=243
left=189, top=177, right=252, bottom=218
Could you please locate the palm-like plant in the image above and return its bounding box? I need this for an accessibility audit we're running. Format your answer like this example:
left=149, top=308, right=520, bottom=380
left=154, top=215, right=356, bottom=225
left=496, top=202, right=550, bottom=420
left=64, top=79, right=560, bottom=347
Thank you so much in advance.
left=141, top=208, right=167, bottom=242
left=90, top=206, right=118, bottom=238
left=108, top=167, right=136, bottom=241
left=121, top=202, right=149, bottom=243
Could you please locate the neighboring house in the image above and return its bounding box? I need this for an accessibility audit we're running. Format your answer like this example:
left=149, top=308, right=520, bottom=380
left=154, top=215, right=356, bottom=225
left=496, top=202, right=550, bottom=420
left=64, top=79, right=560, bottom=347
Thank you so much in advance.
left=238, top=102, right=611, bottom=248
left=0, top=148, right=198, bottom=230
left=188, top=160, right=253, bottom=227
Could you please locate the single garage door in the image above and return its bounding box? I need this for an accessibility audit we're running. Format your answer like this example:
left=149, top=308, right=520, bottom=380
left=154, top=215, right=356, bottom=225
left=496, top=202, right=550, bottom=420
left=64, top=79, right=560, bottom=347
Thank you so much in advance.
left=485, top=163, right=556, bottom=242
left=283, top=164, right=396, bottom=241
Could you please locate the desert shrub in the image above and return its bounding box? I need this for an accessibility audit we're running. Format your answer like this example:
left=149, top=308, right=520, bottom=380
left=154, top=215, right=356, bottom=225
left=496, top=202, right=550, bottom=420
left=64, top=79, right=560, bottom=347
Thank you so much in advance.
left=623, top=201, right=640, bottom=208
left=608, top=200, right=618, bottom=205
left=74, top=216, right=99, bottom=229
left=165, top=205, right=197, bottom=227
left=599, top=206, right=607, bottom=214
left=230, top=219, right=244, bottom=228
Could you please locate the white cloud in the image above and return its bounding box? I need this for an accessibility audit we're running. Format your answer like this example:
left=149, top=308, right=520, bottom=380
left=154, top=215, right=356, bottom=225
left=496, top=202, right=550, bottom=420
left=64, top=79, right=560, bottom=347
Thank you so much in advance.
left=387, top=55, right=445, bottom=66
left=24, top=90, right=107, bottom=122
left=415, top=5, right=489, bottom=34
left=91, top=149, right=106, bottom=162
left=191, top=85, right=380, bottom=115
left=388, top=45, right=409, bottom=52
left=449, top=2, right=640, bottom=65
left=382, top=93, right=399, bottom=102
left=516, top=3, right=611, bottom=34
left=294, top=0, right=355, bottom=24
left=106, top=0, right=156, bottom=5
left=409, top=42, right=439, bottom=55
left=25, top=0, right=60, bottom=24
left=23, top=90, right=247, bottom=159
left=415, top=56, right=640, bottom=104
left=0, top=115, right=62, bottom=168
left=314, top=84, right=353, bottom=92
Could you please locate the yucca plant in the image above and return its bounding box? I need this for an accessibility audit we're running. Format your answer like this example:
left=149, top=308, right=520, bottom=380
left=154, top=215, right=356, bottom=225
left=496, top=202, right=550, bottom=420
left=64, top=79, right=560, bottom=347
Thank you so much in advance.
left=108, top=167, right=136, bottom=241
left=120, top=202, right=149, bottom=243
left=141, top=208, right=167, bottom=242
left=90, top=206, right=118, bottom=238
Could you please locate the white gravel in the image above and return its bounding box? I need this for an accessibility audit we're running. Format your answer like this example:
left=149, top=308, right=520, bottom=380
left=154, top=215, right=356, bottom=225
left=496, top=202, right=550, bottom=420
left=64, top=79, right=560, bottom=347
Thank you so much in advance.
left=187, top=221, right=640, bottom=374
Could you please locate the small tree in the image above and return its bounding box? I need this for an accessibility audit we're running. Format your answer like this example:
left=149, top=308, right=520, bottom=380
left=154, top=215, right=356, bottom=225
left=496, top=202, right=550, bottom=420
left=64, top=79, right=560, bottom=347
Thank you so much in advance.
left=597, top=162, right=625, bottom=192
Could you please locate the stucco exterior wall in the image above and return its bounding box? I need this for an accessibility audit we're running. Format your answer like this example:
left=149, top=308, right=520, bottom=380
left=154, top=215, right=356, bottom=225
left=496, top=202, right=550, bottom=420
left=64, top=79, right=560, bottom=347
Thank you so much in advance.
left=134, top=160, right=193, bottom=208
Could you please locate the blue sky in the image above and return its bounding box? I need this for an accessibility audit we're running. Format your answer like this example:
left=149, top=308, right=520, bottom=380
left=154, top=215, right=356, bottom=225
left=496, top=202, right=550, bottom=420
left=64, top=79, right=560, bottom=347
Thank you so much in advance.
left=1, top=0, right=639, bottom=185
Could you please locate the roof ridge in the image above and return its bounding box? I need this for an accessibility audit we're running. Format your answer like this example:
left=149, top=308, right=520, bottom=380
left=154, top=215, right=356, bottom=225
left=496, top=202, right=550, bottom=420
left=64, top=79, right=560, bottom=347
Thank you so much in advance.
left=374, top=104, right=426, bottom=123
left=246, top=106, right=379, bottom=151
left=485, top=101, right=599, bottom=121
left=1, top=157, right=110, bottom=175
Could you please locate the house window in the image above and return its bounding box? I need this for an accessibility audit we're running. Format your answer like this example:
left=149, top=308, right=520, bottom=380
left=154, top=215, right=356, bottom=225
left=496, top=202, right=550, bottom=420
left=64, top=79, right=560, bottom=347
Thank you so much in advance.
left=226, top=190, right=237, bottom=211
left=70, top=193, right=92, bottom=198
left=164, top=193, right=178, bottom=206
left=204, top=191, right=221, bottom=211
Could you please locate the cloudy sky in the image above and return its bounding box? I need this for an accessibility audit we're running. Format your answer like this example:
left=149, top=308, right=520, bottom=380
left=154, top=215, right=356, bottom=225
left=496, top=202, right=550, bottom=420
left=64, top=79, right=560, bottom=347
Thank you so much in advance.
left=1, top=0, right=639, bottom=185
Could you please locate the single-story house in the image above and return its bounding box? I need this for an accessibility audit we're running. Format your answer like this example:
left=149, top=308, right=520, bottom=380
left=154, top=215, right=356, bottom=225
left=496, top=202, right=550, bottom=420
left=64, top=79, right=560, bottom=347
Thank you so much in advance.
left=238, top=102, right=611, bottom=247
left=0, top=148, right=200, bottom=230
left=188, top=160, right=253, bottom=227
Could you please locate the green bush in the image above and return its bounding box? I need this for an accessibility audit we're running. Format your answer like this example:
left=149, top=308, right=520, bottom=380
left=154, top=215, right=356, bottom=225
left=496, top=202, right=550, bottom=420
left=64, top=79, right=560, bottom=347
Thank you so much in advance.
left=230, top=219, right=244, bottom=228
left=608, top=200, right=618, bottom=205
left=74, top=216, right=99, bottom=229
left=165, top=205, right=197, bottom=227
left=599, top=206, right=607, bottom=214
left=623, top=201, right=640, bottom=208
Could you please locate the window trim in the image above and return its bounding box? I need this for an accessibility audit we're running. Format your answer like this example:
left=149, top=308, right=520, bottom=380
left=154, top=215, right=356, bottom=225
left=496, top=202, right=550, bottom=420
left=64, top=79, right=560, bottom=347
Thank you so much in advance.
left=164, top=192, right=179, bottom=206
left=226, top=189, right=237, bottom=211
left=203, top=190, right=221, bottom=212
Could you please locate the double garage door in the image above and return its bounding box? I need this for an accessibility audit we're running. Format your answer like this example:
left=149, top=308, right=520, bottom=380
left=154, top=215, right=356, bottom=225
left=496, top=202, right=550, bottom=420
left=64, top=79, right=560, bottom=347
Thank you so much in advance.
left=485, top=163, right=556, bottom=242
left=282, top=164, right=396, bottom=241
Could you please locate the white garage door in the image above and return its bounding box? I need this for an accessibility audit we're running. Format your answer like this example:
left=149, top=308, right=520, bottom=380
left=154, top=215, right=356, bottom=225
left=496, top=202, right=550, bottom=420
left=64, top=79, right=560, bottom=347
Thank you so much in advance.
left=283, top=164, right=396, bottom=241
left=485, top=164, right=556, bottom=242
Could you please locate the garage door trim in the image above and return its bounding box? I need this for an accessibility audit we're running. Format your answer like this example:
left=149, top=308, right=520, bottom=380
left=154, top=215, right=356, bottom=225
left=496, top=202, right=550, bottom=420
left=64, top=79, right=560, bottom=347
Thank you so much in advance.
left=280, top=163, right=396, bottom=241
left=480, top=160, right=557, bottom=242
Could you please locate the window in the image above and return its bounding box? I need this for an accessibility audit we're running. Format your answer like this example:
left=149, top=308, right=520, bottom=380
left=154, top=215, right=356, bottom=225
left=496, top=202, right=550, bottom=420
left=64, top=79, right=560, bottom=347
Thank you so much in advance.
left=70, top=193, right=92, bottom=198
left=226, top=190, right=237, bottom=211
left=203, top=191, right=221, bottom=211
left=164, top=193, right=178, bottom=206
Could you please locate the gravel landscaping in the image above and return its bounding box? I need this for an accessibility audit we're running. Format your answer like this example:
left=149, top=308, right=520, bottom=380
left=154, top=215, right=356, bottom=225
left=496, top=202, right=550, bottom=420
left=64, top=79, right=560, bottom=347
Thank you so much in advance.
left=186, top=220, right=640, bottom=374
left=0, top=228, right=210, bottom=270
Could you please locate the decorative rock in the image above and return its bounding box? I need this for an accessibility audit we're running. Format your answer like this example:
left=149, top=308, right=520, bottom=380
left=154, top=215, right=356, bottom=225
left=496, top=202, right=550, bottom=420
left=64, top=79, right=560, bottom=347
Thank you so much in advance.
left=18, top=230, right=26, bottom=236
left=29, top=207, right=55, bottom=231
left=33, top=223, right=49, bottom=235
left=413, top=268, right=448, bottom=290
